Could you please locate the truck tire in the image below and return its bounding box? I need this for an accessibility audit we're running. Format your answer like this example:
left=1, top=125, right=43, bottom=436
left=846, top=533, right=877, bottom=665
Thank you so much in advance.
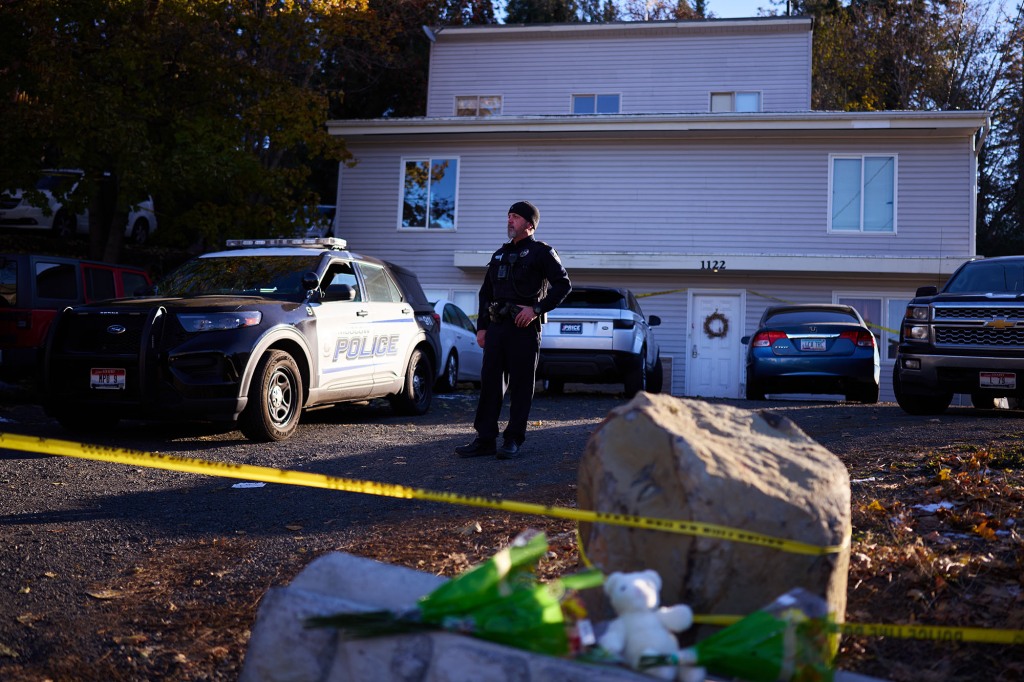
left=893, top=365, right=951, bottom=415
left=240, top=350, right=303, bottom=442
left=390, top=348, right=433, bottom=416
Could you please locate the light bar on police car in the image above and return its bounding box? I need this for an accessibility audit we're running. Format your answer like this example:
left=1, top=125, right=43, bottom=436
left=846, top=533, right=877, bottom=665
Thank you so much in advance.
left=225, top=237, right=347, bottom=249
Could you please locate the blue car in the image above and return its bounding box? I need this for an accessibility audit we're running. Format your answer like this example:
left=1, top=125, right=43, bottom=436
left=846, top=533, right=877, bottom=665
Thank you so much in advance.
left=742, top=304, right=880, bottom=403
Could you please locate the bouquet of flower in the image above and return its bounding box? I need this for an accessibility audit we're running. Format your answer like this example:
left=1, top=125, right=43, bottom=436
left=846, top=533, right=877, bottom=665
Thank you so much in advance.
left=306, top=531, right=603, bottom=656
left=639, top=588, right=836, bottom=682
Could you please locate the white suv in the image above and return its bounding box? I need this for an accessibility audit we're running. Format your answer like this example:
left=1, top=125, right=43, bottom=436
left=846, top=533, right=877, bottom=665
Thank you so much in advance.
left=538, top=286, right=663, bottom=397
left=0, top=169, right=157, bottom=243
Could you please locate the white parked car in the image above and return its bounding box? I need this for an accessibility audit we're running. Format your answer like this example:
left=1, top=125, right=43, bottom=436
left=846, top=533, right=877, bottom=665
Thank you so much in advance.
left=432, top=299, right=483, bottom=391
left=0, top=169, right=157, bottom=243
left=538, top=286, right=663, bottom=397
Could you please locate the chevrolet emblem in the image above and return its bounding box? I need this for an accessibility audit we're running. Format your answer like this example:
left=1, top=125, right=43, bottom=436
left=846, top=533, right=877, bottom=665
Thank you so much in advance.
left=984, top=318, right=1016, bottom=329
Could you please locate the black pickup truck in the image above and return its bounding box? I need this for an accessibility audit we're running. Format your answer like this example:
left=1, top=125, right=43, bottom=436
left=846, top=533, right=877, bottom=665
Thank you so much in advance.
left=894, top=256, right=1024, bottom=414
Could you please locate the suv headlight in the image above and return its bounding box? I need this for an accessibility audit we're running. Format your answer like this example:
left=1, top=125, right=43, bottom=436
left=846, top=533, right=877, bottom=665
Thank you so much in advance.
left=906, top=305, right=930, bottom=321
left=177, top=311, right=262, bottom=332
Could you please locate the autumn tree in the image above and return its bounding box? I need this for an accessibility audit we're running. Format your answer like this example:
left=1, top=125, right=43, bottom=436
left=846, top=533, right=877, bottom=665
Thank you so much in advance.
left=0, top=0, right=384, bottom=260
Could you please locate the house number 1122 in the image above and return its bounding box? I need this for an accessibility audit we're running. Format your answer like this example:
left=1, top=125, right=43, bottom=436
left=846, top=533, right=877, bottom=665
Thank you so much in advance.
left=701, top=260, right=726, bottom=271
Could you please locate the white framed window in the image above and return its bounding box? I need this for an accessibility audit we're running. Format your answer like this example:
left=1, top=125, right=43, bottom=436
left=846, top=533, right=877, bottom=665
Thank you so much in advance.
left=572, top=93, right=620, bottom=114
left=710, top=91, right=761, bottom=113
left=455, top=95, right=501, bottom=117
left=835, top=294, right=909, bottom=361
left=829, top=154, right=897, bottom=233
left=400, top=157, right=459, bottom=230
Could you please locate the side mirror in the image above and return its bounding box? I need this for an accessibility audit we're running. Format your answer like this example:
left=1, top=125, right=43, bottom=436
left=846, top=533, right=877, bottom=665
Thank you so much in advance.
left=740, top=335, right=751, bottom=345
left=915, top=285, right=938, bottom=297
left=302, top=272, right=320, bottom=293
left=648, top=314, right=661, bottom=327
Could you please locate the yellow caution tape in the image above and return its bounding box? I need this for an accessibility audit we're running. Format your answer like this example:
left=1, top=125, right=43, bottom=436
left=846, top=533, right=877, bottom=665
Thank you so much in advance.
left=0, top=432, right=842, bottom=557
left=693, top=615, right=1023, bottom=644
left=5, top=432, right=1019, bottom=645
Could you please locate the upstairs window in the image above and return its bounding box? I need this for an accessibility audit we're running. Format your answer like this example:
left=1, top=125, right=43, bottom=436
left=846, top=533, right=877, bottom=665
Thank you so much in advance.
left=401, top=157, right=459, bottom=230
left=710, top=91, right=761, bottom=113
left=455, top=95, right=501, bottom=117
left=830, top=154, right=896, bottom=233
left=572, top=94, right=620, bottom=114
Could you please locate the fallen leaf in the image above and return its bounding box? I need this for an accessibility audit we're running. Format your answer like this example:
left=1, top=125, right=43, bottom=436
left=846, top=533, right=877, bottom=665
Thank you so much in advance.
left=0, top=643, right=18, bottom=658
left=43, top=572, right=56, bottom=579
left=86, top=590, right=123, bottom=600
left=285, top=524, right=303, bottom=531
left=16, top=612, right=43, bottom=625
left=112, top=634, right=148, bottom=645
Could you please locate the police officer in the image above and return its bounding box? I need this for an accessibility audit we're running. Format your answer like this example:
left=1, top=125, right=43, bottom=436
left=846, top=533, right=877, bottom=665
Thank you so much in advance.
left=455, top=201, right=571, bottom=459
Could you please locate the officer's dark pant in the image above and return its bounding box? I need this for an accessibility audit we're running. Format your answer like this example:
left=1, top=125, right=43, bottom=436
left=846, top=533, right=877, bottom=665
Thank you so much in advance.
left=474, top=318, right=540, bottom=445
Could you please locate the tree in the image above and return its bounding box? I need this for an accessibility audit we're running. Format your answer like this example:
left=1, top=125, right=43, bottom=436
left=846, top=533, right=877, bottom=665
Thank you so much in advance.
left=0, top=0, right=378, bottom=260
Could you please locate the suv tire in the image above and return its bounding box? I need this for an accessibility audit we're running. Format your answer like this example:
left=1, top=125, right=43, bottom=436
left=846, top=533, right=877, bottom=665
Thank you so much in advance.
left=240, top=350, right=303, bottom=442
left=624, top=353, right=647, bottom=397
left=647, top=355, right=664, bottom=394
left=390, top=348, right=433, bottom=416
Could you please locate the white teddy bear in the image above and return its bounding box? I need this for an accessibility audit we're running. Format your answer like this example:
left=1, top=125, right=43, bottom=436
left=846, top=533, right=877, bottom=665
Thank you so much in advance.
left=597, top=570, right=704, bottom=682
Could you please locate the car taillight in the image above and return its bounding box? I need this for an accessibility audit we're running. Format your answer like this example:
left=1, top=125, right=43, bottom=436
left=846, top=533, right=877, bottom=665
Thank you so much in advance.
left=752, top=330, right=786, bottom=347
left=613, top=319, right=635, bottom=329
left=840, top=329, right=876, bottom=347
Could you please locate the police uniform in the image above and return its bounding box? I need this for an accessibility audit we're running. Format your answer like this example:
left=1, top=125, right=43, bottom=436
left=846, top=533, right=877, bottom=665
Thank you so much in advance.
left=471, top=232, right=570, bottom=456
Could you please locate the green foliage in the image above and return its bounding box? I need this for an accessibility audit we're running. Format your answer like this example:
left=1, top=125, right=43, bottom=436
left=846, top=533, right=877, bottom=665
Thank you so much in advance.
left=0, top=0, right=369, bottom=258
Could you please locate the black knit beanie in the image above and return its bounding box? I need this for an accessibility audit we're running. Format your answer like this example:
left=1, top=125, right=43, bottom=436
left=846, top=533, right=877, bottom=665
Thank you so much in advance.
left=508, top=201, right=539, bottom=228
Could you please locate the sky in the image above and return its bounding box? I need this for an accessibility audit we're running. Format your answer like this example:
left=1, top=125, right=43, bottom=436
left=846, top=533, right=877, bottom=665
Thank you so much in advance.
left=705, top=0, right=781, bottom=18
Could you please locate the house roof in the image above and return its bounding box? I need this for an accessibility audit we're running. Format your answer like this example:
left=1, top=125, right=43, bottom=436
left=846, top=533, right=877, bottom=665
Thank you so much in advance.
left=430, top=17, right=813, bottom=42
left=327, top=110, right=990, bottom=141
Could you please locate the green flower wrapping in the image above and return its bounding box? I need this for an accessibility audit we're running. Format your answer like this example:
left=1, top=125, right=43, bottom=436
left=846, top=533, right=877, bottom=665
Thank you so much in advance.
left=307, top=532, right=603, bottom=656
left=640, top=588, right=836, bottom=682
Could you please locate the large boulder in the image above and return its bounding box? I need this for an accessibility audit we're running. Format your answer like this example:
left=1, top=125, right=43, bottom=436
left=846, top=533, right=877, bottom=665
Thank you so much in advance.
left=577, top=394, right=851, bottom=630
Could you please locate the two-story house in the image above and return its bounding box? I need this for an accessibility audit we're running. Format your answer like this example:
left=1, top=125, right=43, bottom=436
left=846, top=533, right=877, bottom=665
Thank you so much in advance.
left=326, top=17, right=989, bottom=402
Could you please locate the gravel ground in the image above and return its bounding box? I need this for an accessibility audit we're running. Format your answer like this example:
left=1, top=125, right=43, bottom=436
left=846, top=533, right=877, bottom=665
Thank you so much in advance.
left=1, top=383, right=1023, bottom=680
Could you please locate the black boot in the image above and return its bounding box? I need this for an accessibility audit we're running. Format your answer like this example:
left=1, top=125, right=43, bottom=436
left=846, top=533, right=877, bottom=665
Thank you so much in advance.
left=455, top=437, right=496, bottom=458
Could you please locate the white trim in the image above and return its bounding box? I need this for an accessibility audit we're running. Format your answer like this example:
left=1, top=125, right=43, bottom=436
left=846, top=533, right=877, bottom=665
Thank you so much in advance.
left=397, top=155, right=460, bottom=231
left=827, top=153, right=898, bottom=234
left=328, top=111, right=988, bottom=138
left=454, top=251, right=972, bottom=275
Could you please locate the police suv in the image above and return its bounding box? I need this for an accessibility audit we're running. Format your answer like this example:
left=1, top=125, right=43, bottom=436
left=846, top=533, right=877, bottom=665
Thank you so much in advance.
left=41, top=238, right=437, bottom=441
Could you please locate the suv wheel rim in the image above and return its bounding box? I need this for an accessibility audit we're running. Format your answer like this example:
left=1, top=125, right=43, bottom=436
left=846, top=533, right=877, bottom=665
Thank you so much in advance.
left=268, top=370, right=293, bottom=424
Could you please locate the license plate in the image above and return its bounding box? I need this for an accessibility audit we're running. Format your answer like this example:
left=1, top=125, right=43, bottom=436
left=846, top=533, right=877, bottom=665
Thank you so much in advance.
left=560, top=322, right=583, bottom=334
left=799, top=338, right=827, bottom=351
left=980, top=372, right=1015, bottom=389
left=91, top=368, right=126, bottom=390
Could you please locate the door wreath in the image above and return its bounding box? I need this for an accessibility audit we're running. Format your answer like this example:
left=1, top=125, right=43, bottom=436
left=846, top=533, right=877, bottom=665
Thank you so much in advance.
left=703, top=311, right=729, bottom=339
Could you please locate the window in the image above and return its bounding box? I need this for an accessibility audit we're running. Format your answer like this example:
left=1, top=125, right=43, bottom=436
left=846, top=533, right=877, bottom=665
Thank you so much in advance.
left=121, top=271, right=149, bottom=298
left=83, top=266, right=116, bottom=301
left=359, top=263, right=402, bottom=302
left=35, top=262, right=77, bottom=301
left=835, top=294, right=908, bottom=361
left=0, top=257, right=17, bottom=306
left=401, top=157, right=458, bottom=230
left=710, top=91, right=761, bottom=113
left=572, top=94, right=620, bottom=115
left=455, top=95, right=501, bottom=117
left=830, top=155, right=896, bottom=233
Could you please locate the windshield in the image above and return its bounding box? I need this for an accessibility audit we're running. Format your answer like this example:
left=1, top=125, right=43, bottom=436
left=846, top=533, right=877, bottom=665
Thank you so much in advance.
left=944, top=261, right=1024, bottom=294
left=153, top=255, right=321, bottom=298
left=763, top=309, right=861, bottom=326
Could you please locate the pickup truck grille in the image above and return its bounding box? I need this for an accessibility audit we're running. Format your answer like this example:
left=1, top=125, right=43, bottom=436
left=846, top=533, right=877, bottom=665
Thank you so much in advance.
left=930, top=304, right=1024, bottom=348
left=934, top=306, right=1024, bottom=321
left=935, top=327, right=1024, bottom=346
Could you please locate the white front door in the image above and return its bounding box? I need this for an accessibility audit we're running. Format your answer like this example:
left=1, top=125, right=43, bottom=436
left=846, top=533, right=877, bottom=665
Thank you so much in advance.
left=685, top=292, right=744, bottom=398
